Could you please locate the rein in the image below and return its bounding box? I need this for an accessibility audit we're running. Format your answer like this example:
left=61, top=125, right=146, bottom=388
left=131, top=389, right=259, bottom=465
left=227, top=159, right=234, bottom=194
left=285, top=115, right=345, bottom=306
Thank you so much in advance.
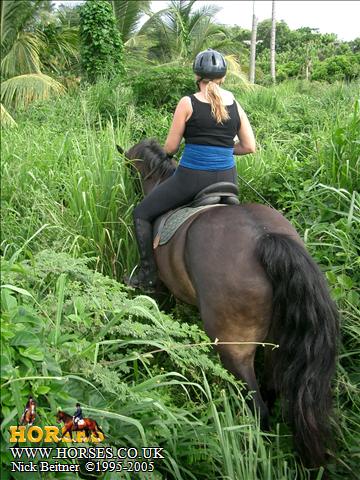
left=129, top=156, right=174, bottom=186
left=237, top=174, right=276, bottom=210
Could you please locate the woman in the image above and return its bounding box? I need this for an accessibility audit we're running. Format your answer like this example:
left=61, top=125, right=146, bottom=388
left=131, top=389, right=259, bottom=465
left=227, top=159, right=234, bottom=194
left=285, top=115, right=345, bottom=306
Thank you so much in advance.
left=127, top=49, right=256, bottom=291
left=73, top=402, right=83, bottom=427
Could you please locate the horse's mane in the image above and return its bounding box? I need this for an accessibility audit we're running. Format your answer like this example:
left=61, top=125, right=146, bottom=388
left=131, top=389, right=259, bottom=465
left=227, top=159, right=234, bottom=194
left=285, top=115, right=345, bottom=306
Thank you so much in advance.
left=57, top=410, right=72, bottom=420
left=126, top=139, right=176, bottom=180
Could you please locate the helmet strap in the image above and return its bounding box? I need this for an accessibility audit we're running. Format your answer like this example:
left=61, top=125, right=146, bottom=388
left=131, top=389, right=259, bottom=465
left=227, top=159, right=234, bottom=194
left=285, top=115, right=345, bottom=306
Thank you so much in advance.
left=196, top=78, right=203, bottom=90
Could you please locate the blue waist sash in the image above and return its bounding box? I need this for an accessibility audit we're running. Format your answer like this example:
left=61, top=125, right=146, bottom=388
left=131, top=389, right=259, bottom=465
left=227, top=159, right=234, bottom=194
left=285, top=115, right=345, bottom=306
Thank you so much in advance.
left=179, top=144, right=234, bottom=171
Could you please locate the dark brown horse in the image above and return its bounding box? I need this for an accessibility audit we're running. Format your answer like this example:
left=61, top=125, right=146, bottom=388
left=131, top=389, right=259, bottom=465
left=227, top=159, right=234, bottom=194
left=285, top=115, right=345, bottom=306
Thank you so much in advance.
left=120, top=139, right=339, bottom=468
left=56, top=411, right=104, bottom=442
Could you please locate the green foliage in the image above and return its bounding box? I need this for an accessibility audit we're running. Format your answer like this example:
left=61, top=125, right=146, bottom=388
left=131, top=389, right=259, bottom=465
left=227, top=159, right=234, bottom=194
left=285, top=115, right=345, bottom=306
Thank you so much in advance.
left=253, top=20, right=360, bottom=84
left=132, top=65, right=195, bottom=110
left=1, top=79, right=360, bottom=479
left=38, top=20, right=80, bottom=77
left=1, top=250, right=295, bottom=479
left=83, top=76, right=135, bottom=125
left=0, top=0, right=80, bottom=122
left=79, top=0, right=125, bottom=83
left=312, top=54, right=360, bottom=82
left=257, top=19, right=293, bottom=53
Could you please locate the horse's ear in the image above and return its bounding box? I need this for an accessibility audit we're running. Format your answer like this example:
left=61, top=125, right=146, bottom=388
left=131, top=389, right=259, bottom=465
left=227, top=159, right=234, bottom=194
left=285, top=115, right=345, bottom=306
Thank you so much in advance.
left=116, top=145, right=124, bottom=154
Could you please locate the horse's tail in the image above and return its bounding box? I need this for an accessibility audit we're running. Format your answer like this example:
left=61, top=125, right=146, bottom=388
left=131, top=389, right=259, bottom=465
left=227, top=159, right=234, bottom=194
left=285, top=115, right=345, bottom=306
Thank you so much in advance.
left=255, top=232, right=339, bottom=467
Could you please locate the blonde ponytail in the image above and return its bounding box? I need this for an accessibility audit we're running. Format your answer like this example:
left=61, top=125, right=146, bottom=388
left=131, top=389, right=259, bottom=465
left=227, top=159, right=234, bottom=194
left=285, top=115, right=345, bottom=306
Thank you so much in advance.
left=205, top=80, right=230, bottom=124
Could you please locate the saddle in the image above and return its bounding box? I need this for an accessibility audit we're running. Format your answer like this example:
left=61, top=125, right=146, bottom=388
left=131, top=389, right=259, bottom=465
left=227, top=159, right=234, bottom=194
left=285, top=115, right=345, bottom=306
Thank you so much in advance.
left=153, top=182, right=239, bottom=248
left=191, top=182, right=240, bottom=208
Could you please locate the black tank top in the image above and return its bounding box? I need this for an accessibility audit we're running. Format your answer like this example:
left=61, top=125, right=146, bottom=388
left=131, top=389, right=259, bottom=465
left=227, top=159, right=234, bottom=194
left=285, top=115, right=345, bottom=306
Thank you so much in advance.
left=184, top=94, right=241, bottom=148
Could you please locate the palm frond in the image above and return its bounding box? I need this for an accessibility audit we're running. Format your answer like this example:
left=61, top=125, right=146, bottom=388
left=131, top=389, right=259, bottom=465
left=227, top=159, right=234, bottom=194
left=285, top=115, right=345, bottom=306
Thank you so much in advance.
left=0, top=102, right=17, bottom=127
left=1, top=30, right=44, bottom=78
left=138, top=9, right=168, bottom=35
left=188, top=3, right=221, bottom=32
left=224, top=55, right=251, bottom=87
left=110, top=0, right=150, bottom=42
left=41, top=26, right=79, bottom=73
left=1, top=0, right=45, bottom=53
left=1, top=73, right=65, bottom=109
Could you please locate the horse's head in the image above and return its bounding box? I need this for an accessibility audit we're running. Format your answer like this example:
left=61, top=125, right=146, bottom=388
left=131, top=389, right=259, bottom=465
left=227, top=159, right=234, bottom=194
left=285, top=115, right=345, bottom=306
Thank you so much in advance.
left=117, top=139, right=177, bottom=195
left=56, top=410, right=65, bottom=423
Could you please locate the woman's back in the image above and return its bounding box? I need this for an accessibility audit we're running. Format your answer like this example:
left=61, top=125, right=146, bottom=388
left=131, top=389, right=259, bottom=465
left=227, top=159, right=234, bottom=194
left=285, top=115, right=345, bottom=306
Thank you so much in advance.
left=184, top=93, right=240, bottom=148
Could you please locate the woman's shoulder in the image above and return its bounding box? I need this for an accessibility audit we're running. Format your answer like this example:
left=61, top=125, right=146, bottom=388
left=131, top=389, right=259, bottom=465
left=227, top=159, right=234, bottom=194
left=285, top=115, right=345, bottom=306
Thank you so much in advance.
left=219, top=88, right=235, bottom=103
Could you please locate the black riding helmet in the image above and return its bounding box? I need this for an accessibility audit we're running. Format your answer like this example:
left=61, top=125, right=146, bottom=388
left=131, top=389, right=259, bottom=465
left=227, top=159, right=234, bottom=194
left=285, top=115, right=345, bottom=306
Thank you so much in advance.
left=193, top=48, right=227, bottom=79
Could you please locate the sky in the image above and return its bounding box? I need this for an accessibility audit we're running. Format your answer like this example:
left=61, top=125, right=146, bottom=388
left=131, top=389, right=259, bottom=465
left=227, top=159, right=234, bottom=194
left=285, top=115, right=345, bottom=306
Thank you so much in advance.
left=54, top=1, right=360, bottom=42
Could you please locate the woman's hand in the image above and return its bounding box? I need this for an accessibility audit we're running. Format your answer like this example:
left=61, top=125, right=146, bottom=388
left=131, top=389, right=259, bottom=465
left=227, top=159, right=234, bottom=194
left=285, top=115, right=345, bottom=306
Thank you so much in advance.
left=164, top=97, right=192, bottom=155
left=234, top=102, right=256, bottom=155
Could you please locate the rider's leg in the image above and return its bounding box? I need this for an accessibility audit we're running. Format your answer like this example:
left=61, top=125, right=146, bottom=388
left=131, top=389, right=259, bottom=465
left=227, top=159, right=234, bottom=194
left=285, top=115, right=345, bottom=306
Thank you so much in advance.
left=127, top=166, right=237, bottom=290
left=126, top=167, right=198, bottom=290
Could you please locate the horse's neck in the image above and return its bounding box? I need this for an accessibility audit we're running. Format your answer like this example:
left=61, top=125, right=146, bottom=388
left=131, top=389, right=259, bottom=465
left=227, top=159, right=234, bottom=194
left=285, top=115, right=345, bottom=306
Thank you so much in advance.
left=62, top=412, right=72, bottom=421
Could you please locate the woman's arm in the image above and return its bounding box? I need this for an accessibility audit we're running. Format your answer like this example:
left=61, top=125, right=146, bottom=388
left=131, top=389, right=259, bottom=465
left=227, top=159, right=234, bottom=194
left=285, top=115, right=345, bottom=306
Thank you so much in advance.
left=234, top=101, right=256, bottom=155
left=164, top=97, right=192, bottom=155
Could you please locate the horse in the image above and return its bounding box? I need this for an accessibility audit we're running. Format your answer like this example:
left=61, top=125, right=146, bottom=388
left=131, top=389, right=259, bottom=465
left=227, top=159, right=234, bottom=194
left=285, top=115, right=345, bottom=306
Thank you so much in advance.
left=119, top=138, right=339, bottom=468
left=56, top=411, right=104, bottom=442
left=20, top=398, right=36, bottom=426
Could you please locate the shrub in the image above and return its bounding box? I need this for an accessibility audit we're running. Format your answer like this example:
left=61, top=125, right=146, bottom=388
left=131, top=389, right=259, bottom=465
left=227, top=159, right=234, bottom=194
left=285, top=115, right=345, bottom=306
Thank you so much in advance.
left=312, top=54, right=360, bottom=82
left=131, top=65, right=195, bottom=110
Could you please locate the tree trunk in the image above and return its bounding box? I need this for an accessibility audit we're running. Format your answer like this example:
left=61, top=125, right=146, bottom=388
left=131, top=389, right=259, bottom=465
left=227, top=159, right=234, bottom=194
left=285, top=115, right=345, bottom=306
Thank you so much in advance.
left=305, top=58, right=312, bottom=81
left=249, top=3, right=258, bottom=84
left=270, top=0, right=276, bottom=84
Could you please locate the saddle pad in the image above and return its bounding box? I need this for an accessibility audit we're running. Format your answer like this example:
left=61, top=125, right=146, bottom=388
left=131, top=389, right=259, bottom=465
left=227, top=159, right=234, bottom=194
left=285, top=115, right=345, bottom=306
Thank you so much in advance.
left=77, top=419, right=85, bottom=426
left=157, top=205, right=223, bottom=247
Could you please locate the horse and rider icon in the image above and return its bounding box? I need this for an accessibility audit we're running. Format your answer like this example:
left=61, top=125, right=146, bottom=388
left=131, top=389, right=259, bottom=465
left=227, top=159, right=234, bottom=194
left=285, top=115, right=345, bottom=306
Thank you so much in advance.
left=56, top=404, right=104, bottom=440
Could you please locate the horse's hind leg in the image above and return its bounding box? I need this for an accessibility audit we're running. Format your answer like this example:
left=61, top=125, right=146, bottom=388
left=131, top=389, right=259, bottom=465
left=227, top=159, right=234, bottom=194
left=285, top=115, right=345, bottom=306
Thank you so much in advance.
left=199, top=297, right=271, bottom=430
left=217, top=344, right=270, bottom=430
left=261, top=346, right=277, bottom=413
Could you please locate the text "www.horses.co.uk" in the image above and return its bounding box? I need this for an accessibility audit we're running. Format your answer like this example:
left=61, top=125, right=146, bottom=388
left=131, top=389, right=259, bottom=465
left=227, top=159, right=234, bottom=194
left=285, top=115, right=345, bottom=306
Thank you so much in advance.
left=10, top=446, right=164, bottom=460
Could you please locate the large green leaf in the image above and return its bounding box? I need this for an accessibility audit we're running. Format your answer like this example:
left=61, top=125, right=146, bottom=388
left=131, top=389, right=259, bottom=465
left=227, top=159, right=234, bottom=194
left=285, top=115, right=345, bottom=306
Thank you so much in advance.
left=19, top=346, right=45, bottom=361
left=10, top=331, right=41, bottom=347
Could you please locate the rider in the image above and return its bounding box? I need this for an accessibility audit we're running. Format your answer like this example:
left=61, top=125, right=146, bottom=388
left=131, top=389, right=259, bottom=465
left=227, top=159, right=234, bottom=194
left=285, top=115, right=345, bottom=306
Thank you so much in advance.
left=73, top=403, right=83, bottom=427
left=127, top=49, right=256, bottom=291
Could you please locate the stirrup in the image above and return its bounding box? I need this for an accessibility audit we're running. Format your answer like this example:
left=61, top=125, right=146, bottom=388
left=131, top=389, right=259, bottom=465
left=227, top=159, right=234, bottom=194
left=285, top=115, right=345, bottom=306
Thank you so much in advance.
left=124, top=270, right=158, bottom=292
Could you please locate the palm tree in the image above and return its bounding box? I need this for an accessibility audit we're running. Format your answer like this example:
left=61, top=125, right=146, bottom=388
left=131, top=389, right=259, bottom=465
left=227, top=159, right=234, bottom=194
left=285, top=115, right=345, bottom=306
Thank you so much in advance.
left=140, top=0, right=227, bottom=63
left=1, top=0, right=77, bottom=123
left=270, top=0, right=276, bottom=83
left=249, top=1, right=258, bottom=83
